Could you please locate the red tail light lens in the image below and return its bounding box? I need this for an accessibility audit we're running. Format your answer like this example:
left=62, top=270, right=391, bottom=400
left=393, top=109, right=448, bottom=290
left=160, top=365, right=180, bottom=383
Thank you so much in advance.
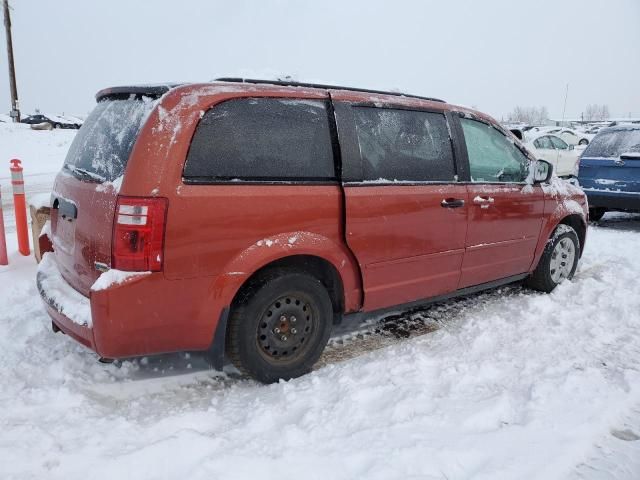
left=112, top=196, right=168, bottom=271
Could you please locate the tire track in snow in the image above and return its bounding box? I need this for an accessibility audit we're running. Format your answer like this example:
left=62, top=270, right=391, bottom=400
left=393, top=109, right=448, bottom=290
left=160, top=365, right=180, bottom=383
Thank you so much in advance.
left=572, top=403, right=640, bottom=479
left=319, top=285, right=524, bottom=367
left=84, top=285, right=525, bottom=414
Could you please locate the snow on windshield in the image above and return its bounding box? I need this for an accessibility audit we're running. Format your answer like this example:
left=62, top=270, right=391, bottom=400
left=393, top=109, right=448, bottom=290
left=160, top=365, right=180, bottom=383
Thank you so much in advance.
left=582, top=128, right=640, bottom=158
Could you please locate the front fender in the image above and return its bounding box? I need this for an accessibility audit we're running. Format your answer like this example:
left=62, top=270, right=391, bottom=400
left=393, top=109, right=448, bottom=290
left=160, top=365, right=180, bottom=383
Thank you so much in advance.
left=530, top=194, right=587, bottom=270
left=210, top=231, right=362, bottom=313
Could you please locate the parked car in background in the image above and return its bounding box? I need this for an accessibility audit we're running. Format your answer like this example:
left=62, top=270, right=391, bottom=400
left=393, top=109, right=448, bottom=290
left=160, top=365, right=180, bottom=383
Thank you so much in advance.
left=526, top=127, right=592, bottom=146
left=37, top=79, right=588, bottom=383
left=524, top=133, right=580, bottom=178
left=559, top=128, right=592, bottom=146
left=578, top=124, right=640, bottom=220
left=544, top=128, right=593, bottom=146
left=21, top=113, right=82, bottom=129
left=581, top=125, right=602, bottom=135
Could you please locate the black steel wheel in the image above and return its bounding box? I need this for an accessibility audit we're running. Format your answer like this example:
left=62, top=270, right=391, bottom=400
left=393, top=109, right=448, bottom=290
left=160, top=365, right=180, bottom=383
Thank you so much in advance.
left=256, top=293, right=318, bottom=362
left=226, top=270, right=333, bottom=383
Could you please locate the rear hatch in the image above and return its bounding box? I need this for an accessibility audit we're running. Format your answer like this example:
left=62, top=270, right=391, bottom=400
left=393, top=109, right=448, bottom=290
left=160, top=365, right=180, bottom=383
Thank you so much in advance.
left=51, top=92, right=161, bottom=296
left=578, top=127, right=640, bottom=193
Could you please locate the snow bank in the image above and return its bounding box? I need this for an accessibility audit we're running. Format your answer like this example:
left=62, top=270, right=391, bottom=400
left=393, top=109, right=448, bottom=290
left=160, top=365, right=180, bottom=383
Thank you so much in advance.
left=28, top=191, right=52, bottom=209
left=0, top=121, right=75, bottom=176
left=0, top=122, right=76, bottom=234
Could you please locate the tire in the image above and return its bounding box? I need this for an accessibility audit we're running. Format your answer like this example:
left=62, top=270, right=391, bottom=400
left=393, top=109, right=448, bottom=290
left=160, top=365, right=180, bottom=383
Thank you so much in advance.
left=525, top=224, right=580, bottom=293
left=54, top=123, right=61, bottom=129
left=226, top=270, right=333, bottom=383
left=589, top=207, right=606, bottom=221
left=579, top=139, right=588, bottom=146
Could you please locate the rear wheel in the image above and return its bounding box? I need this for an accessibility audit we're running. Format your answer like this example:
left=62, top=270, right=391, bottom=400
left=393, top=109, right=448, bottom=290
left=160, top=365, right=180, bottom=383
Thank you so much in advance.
left=589, top=207, right=606, bottom=221
left=525, top=224, right=580, bottom=293
left=226, top=271, right=333, bottom=383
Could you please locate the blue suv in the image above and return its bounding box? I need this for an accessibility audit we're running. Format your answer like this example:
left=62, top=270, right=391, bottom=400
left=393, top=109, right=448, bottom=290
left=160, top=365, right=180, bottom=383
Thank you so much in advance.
left=578, top=124, right=640, bottom=220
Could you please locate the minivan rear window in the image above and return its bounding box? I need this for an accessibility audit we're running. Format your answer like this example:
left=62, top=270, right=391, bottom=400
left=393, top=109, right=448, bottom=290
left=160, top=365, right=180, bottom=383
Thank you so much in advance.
left=63, top=96, right=157, bottom=182
left=183, top=98, right=335, bottom=181
left=582, top=128, right=640, bottom=158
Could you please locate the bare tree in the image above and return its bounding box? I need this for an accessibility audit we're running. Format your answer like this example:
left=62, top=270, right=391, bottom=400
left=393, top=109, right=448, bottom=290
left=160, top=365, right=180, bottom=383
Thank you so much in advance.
left=506, top=106, right=549, bottom=125
left=584, top=104, right=610, bottom=121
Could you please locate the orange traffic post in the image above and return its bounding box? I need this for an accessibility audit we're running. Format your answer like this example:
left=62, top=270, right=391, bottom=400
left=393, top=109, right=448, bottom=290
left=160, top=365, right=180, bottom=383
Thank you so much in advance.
left=10, top=159, right=30, bottom=256
left=0, top=185, right=8, bottom=265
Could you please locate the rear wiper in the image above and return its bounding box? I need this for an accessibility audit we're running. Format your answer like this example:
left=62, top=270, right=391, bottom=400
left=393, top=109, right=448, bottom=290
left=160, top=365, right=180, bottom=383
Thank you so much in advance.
left=64, top=164, right=106, bottom=183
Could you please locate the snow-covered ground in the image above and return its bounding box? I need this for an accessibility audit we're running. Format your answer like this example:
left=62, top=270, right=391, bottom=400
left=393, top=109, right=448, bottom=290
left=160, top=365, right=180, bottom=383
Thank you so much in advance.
left=0, top=122, right=74, bottom=232
left=1, top=127, right=640, bottom=479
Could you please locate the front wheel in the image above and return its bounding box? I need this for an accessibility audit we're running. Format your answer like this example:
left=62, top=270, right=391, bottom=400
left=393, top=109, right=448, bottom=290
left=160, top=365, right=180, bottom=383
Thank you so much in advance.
left=525, top=224, right=580, bottom=293
left=226, top=271, right=333, bottom=383
left=579, top=139, right=589, bottom=146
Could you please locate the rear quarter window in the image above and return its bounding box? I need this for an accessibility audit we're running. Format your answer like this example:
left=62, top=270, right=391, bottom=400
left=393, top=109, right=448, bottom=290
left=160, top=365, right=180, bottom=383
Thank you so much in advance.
left=183, top=98, right=335, bottom=181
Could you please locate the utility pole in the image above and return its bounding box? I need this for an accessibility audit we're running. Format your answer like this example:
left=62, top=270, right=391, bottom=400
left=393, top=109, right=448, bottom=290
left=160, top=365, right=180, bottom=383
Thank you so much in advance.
left=3, top=0, right=20, bottom=122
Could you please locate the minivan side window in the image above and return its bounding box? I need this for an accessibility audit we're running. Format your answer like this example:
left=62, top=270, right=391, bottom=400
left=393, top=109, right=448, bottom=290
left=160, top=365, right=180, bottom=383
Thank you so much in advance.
left=183, top=98, right=335, bottom=181
left=460, top=118, right=529, bottom=183
left=353, top=107, right=455, bottom=182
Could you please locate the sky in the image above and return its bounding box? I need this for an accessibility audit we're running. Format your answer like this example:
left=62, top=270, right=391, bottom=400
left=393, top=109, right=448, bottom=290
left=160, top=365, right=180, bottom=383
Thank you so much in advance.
left=1, top=0, right=639, bottom=120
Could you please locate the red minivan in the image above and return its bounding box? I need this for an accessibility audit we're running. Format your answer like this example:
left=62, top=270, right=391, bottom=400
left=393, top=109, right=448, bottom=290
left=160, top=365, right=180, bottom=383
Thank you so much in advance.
left=37, top=79, right=588, bottom=383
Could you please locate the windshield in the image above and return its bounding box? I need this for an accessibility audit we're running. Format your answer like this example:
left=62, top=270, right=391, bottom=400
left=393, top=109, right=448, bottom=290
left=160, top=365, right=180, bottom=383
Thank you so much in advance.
left=63, top=96, right=157, bottom=182
left=582, top=128, right=640, bottom=158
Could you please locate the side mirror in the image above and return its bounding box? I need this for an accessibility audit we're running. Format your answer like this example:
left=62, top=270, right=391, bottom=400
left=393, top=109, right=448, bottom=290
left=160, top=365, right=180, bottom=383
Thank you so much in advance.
left=533, top=159, right=553, bottom=183
left=569, top=144, right=575, bottom=151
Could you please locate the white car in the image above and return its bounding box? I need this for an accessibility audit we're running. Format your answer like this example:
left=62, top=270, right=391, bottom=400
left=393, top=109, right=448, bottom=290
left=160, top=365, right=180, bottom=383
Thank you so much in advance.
left=524, top=133, right=580, bottom=178
left=545, top=128, right=593, bottom=146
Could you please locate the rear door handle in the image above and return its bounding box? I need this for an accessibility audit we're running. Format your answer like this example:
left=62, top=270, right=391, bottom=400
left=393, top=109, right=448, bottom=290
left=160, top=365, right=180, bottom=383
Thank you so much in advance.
left=441, top=198, right=465, bottom=208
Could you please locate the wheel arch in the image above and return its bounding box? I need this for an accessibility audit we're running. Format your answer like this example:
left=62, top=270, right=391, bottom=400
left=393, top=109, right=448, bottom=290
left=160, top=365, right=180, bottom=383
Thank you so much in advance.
left=530, top=200, right=588, bottom=272
left=205, top=233, right=362, bottom=370
left=558, top=213, right=587, bottom=256
left=230, top=254, right=347, bottom=322
left=210, top=232, right=362, bottom=317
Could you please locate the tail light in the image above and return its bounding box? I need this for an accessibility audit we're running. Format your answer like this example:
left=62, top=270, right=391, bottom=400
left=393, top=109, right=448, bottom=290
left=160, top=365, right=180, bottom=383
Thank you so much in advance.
left=112, top=196, right=168, bottom=271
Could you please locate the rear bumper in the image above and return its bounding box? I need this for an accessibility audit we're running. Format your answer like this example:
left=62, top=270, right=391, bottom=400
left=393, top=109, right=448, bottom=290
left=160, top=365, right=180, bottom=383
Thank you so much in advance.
left=36, top=253, right=96, bottom=349
left=37, top=253, right=226, bottom=362
left=583, top=189, right=640, bottom=211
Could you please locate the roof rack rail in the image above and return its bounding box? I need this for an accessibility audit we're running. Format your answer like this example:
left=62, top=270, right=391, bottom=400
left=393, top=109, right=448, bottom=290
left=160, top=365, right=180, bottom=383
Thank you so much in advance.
left=214, top=77, right=445, bottom=103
